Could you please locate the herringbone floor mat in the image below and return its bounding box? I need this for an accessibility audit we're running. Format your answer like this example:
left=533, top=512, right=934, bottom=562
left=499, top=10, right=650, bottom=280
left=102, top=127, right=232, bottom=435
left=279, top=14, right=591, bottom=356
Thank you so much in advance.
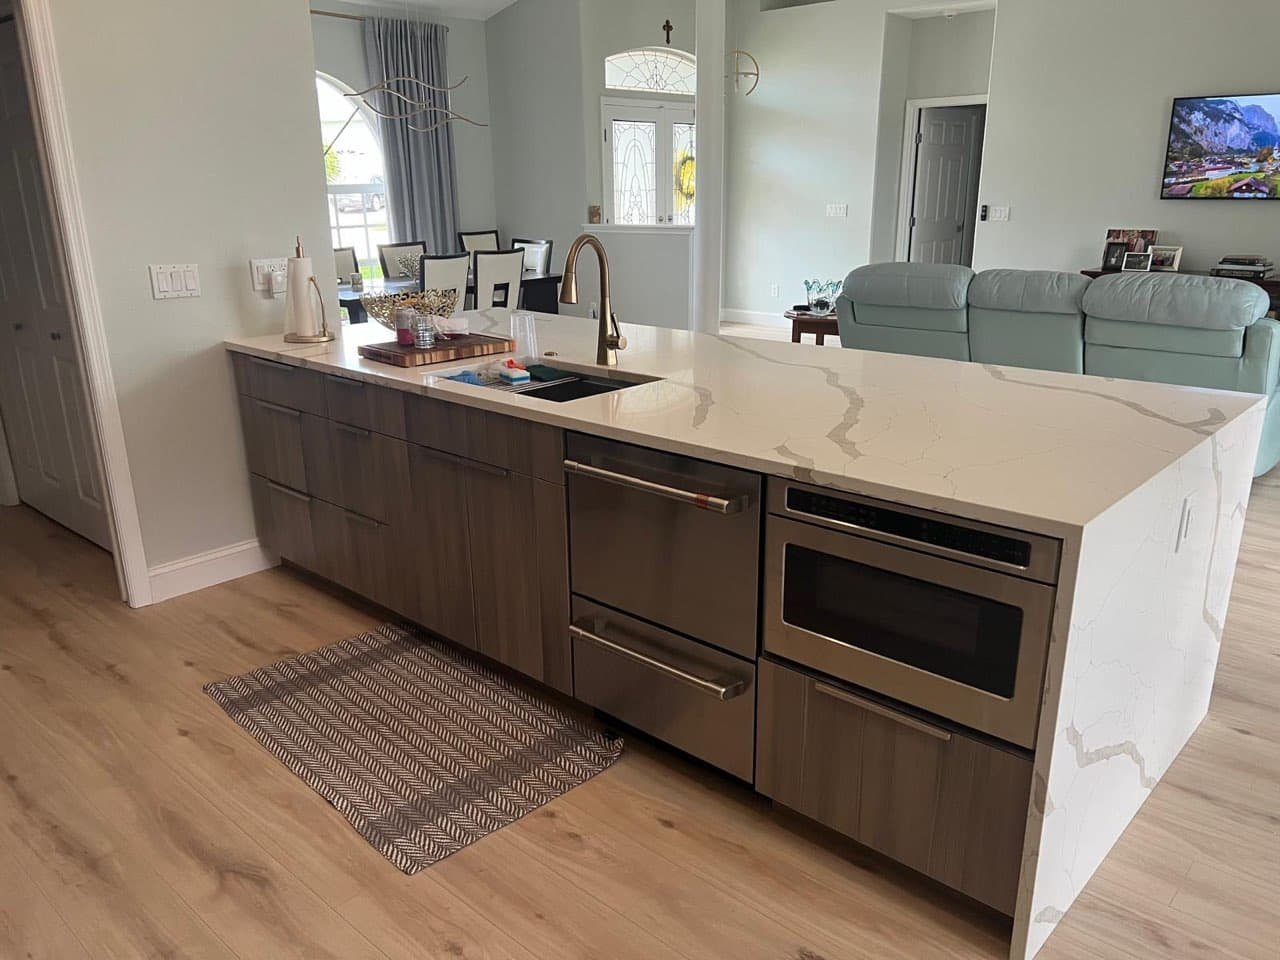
left=204, top=623, right=623, bottom=873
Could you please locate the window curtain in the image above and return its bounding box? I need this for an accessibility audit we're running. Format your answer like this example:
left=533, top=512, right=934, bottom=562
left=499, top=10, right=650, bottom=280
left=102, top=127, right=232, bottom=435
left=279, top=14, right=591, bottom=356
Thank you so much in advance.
left=363, top=17, right=460, bottom=254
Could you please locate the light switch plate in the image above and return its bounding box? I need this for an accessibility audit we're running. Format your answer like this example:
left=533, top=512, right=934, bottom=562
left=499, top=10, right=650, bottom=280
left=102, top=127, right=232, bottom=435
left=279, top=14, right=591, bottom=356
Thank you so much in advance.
left=988, top=204, right=1012, bottom=222
left=149, top=264, right=200, bottom=300
left=250, top=257, right=289, bottom=292
left=826, top=203, right=849, bottom=218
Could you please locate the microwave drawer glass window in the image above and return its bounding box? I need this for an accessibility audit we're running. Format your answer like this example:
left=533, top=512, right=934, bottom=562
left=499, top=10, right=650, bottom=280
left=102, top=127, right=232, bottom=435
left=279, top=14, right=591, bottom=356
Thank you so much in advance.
left=782, top=544, right=1024, bottom=698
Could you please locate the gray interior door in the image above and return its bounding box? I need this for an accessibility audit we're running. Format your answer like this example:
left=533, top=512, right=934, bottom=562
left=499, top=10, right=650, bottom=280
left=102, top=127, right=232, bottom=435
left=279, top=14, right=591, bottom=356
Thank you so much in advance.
left=908, top=105, right=986, bottom=266
left=0, top=17, right=111, bottom=549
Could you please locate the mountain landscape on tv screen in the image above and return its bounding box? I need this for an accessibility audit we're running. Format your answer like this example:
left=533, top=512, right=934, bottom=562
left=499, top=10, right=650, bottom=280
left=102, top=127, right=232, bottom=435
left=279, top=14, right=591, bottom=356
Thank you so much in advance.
left=1162, top=95, right=1280, bottom=198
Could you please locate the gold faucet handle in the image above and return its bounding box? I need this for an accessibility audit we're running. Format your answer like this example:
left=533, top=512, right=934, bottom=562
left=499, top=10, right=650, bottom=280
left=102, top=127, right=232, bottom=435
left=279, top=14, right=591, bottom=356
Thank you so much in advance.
left=610, top=333, right=628, bottom=351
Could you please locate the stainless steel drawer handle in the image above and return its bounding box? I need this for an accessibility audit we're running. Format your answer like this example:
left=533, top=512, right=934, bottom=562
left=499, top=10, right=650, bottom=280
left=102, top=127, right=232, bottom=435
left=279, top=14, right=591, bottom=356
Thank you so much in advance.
left=254, top=398, right=301, bottom=418
left=569, top=625, right=748, bottom=702
left=265, top=479, right=311, bottom=504
left=325, top=374, right=362, bottom=389
left=814, top=681, right=953, bottom=742
left=333, top=421, right=371, bottom=439
left=248, top=355, right=292, bottom=373
left=563, top=460, right=744, bottom=515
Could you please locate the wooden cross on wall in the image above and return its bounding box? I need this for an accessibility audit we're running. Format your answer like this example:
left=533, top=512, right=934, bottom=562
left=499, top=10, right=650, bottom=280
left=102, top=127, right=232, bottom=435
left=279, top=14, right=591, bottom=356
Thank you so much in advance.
left=662, top=19, right=673, bottom=44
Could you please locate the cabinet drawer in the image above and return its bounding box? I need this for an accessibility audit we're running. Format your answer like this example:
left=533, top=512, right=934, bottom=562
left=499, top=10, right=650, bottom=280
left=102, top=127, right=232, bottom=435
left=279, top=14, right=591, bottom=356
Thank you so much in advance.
left=404, top=395, right=563, bottom=481
left=231, top=353, right=324, bottom=415
left=322, top=373, right=406, bottom=439
left=240, top=396, right=308, bottom=493
left=571, top=597, right=755, bottom=781
left=756, top=658, right=1030, bottom=914
left=310, top=499, right=395, bottom=610
left=250, top=475, right=315, bottom=568
left=301, top=416, right=405, bottom=523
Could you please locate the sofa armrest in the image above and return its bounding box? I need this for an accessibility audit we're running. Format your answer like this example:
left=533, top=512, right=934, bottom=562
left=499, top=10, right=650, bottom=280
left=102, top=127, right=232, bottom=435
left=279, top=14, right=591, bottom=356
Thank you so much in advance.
left=1241, top=317, right=1280, bottom=397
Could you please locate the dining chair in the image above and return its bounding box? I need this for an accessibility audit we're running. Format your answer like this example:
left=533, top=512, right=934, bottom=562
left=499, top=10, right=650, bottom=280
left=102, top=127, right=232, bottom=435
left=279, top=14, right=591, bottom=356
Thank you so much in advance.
left=512, top=238, right=553, bottom=275
left=473, top=249, right=526, bottom=309
left=458, top=229, right=500, bottom=256
left=378, top=241, right=428, bottom=280
left=334, top=246, right=359, bottom=282
left=420, top=253, right=470, bottom=316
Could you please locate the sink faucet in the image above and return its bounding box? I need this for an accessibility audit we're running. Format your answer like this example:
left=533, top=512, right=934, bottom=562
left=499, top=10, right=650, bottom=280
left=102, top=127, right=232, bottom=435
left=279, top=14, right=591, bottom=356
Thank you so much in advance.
left=560, top=233, right=627, bottom=366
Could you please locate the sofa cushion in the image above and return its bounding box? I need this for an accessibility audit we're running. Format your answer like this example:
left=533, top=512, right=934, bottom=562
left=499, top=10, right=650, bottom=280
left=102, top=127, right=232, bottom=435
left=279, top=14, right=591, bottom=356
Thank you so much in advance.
left=1082, top=272, right=1270, bottom=330
left=843, top=262, right=974, bottom=311
left=1085, top=316, right=1244, bottom=358
left=969, top=269, right=1090, bottom=316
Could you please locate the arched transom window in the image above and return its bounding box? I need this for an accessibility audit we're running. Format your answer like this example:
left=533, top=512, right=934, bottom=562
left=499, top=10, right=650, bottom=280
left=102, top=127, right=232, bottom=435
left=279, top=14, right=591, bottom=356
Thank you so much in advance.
left=605, top=47, right=696, bottom=97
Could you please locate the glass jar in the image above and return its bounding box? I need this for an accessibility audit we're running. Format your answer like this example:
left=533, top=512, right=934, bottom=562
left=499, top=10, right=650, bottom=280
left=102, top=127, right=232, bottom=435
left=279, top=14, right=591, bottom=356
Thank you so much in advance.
left=393, top=306, right=416, bottom=346
left=413, top=315, right=437, bottom=350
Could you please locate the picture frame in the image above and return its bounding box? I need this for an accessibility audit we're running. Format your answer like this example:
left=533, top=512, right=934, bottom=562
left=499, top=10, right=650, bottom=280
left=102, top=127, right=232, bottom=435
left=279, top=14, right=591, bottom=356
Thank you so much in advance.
left=1122, top=251, right=1154, bottom=273
left=1106, top=228, right=1159, bottom=253
left=1103, top=240, right=1130, bottom=271
left=1149, top=245, right=1184, bottom=272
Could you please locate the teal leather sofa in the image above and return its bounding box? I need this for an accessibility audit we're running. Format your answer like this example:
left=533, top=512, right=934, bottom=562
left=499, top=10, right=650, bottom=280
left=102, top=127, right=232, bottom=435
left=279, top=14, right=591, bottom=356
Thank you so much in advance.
left=835, top=264, right=1278, bottom=475
left=968, top=270, right=1090, bottom=374
left=837, top=263, right=973, bottom=361
left=1083, top=272, right=1278, bottom=474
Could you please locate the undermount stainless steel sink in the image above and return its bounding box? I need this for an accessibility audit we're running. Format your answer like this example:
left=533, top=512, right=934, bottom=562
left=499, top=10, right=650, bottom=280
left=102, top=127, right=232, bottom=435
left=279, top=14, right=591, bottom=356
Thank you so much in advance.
left=484, top=367, right=660, bottom=403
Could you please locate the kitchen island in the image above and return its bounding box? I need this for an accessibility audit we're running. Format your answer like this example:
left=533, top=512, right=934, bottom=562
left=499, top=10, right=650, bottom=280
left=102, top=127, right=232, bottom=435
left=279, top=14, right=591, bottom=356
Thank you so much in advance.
left=225, top=309, right=1263, bottom=960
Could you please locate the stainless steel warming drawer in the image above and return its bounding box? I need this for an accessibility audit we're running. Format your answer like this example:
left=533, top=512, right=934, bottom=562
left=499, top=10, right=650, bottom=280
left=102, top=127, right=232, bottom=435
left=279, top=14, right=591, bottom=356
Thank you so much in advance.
left=571, top=597, right=756, bottom=781
left=565, top=433, right=762, bottom=660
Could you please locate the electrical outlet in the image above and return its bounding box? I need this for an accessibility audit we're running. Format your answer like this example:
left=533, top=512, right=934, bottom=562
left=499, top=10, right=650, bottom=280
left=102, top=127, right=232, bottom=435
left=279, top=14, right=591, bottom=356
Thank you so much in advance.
left=770, top=283, right=780, bottom=298
left=250, top=257, right=289, bottom=292
left=149, top=264, right=200, bottom=300
left=825, top=203, right=849, bottom=218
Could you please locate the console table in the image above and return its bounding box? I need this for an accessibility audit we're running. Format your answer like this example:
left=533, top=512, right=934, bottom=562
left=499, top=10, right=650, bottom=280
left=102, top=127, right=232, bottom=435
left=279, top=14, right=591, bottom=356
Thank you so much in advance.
left=786, top=309, right=840, bottom=345
left=1082, top=269, right=1280, bottom=314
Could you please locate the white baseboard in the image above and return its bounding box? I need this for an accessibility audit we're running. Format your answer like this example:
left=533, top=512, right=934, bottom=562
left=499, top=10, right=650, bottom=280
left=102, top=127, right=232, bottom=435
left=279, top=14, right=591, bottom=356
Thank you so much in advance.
left=721, top=308, right=788, bottom=329
left=148, top=538, right=278, bottom=604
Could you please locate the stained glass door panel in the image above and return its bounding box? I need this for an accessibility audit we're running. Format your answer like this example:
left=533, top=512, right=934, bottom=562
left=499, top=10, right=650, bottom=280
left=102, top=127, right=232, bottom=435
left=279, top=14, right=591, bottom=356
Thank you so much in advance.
left=673, top=122, right=696, bottom=226
left=612, top=119, right=657, bottom=226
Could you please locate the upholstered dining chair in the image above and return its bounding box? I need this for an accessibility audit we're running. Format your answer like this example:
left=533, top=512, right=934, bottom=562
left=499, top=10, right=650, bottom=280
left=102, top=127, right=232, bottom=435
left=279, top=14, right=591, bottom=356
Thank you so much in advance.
left=512, top=238, right=553, bottom=275
left=420, top=253, right=470, bottom=316
left=334, top=247, right=359, bottom=282
left=378, top=241, right=428, bottom=280
left=458, top=229, right=500, bottom=256
left=473, top=249, right=525, bottom=309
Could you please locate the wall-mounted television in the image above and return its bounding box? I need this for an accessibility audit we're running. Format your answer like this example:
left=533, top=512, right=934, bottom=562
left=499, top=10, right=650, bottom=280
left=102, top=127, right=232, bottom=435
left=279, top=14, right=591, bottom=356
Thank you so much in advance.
left=1161, top=94, right=1280, bottom=200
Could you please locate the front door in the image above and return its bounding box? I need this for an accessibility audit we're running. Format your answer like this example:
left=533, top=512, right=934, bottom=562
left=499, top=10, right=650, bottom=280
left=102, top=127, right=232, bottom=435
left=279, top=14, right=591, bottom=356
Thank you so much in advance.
left=0, top=17, right=111, bottom=549
left=908, top=104, right=986, bottom=266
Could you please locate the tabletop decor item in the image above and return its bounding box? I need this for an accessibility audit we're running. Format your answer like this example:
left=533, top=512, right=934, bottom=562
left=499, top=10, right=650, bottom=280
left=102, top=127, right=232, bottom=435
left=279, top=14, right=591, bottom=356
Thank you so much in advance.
left=361, top=288, right=459, bottom=329
left=356, top=332, right=517, bottom=368
left=1102, top=240, right=1129, bottom=271
left=1106, top=227, right=1159, bottom=253
left=1149, top=245, right=1184, bottom=272
left=395, top=253, right=424, bottom=282
left=804, top=279, right=841, bottom=315
left=1122, top=250, right=1154, bottom=272
left=283, top=235, right=334, bottom=344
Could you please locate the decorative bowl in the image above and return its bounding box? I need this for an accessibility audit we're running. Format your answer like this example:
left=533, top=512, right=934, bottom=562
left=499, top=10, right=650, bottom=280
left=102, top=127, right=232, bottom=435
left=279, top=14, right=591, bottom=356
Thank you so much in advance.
left=362, top=288, right=460, bottom=331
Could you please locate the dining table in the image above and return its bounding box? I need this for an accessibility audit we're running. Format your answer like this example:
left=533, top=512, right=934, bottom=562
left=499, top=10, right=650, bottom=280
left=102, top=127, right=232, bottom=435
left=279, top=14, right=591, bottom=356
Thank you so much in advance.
left=339, top=269, right=564, bottom=324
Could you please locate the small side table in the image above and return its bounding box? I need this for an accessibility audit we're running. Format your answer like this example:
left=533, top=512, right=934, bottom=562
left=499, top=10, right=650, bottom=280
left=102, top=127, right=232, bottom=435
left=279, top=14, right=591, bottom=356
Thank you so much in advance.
left=786, top=310, right=840, bottom=346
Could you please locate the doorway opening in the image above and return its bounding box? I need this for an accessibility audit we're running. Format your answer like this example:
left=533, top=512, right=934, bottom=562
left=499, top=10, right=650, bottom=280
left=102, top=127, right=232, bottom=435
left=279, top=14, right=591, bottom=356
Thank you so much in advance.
left=896, top=97, right=987, bottom=266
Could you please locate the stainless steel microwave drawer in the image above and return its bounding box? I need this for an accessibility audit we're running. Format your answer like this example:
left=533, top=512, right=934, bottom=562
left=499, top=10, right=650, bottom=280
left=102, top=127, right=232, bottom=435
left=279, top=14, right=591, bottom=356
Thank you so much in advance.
left=565, top=433, right=762, bottom=659
left=570, top=597, right=756, bottom=782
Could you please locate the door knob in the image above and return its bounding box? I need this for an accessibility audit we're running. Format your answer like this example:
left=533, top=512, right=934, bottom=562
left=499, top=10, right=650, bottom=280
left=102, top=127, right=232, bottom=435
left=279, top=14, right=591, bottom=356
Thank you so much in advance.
left=50, top=331, right=61, bottom=341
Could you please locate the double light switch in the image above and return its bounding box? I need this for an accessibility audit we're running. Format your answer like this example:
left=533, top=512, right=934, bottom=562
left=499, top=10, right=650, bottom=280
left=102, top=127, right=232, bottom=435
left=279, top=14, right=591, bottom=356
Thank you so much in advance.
left=149, top=263, right=201, bottom=300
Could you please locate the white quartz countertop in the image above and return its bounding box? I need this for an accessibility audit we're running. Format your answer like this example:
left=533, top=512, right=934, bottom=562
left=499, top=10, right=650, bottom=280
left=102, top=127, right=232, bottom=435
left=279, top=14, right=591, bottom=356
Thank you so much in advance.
left=225, top=309, right=1264, bottom=534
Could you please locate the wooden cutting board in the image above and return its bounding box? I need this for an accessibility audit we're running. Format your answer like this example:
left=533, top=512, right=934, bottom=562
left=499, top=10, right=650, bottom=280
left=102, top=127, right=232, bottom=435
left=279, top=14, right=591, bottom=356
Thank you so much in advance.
left=357, top=334, right=517, bottom=368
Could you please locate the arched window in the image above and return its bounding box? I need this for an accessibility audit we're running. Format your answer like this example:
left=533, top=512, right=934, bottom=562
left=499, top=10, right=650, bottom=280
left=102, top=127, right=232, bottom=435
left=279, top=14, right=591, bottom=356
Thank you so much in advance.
left=605, top=47, right=696, bottom=97
left=316, top=73, right=390, bottom=277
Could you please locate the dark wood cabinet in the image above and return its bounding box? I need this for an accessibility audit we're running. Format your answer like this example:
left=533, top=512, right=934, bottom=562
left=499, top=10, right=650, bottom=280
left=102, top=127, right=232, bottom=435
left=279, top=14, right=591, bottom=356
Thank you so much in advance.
left=399, top=443, right=480, bottom=649
left=231, top=353, right=325, bottom=416
left=321, top=373, right=407, bottom=438
left=249, top=475, right=316, bottom=569
left=756, top=658, right=1031, bottom=915
left=311, top=499, right=396, bottom=611
left=301, top=415, right=404, bottom=524
left=463, top=467, right=571, bottom=693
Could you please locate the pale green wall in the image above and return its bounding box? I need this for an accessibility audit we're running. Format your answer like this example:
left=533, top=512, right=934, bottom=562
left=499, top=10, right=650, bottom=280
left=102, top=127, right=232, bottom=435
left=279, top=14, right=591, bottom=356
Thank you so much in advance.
left=48, top=0, right=334, bottom=568
left=976, top=0, right=1280, bottom=273
left=906, top=9, right=994, bottom=101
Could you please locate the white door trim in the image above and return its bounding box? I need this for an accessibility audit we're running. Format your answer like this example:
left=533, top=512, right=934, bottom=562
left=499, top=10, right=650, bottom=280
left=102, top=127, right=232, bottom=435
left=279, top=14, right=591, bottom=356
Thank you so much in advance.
left=16, top=0, right=151, bottom=606
left=690, top=0, right=725, bottom=334
left=894, top=94, right=989, bottom=263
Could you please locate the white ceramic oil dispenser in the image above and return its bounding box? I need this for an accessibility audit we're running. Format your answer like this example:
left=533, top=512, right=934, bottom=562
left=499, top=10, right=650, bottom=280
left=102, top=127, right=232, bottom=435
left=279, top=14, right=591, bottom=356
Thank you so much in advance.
left=283, top=235, right=334, bottom=344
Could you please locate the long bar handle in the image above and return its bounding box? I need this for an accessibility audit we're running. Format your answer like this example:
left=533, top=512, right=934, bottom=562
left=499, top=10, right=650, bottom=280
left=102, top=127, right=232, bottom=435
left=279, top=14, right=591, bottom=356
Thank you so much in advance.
left=814, top=681, right=953, bottom=742
left=569, top=625, right=748, bottom=702
left=563, top=460, right=744, bottom=515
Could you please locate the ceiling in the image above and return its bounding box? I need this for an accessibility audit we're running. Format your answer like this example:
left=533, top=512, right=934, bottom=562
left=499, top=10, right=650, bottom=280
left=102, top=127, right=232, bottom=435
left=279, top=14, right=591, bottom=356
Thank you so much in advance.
left=338, top=0, right=518, bottom=21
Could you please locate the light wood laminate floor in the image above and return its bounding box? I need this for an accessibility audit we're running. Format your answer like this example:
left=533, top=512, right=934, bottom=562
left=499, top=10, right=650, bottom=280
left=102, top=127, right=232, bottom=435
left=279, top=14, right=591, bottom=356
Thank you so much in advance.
left=1, top=475, right=1277, bottom=959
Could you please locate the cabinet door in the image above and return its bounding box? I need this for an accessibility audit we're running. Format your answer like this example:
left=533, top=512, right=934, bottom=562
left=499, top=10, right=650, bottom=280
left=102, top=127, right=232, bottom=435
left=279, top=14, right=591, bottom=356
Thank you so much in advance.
left=755, top=658, right=1031, bottom=915
left=249, top=475, right=315, bottom=569
left=401, top=443, right=479, bottom=649
left=310, top=499, right=394, bottom=609
left=301, top=415, right=401, bottom=523
left=465, top=466, right=571, bottom=693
